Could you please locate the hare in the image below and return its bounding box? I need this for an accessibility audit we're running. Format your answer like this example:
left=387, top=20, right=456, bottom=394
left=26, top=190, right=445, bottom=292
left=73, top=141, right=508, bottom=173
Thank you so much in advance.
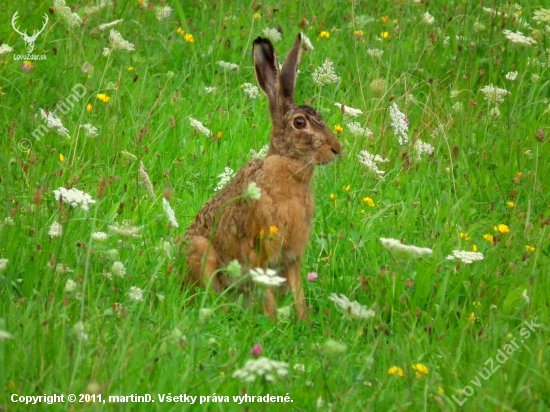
left=184, top=34, right=342, bottom=320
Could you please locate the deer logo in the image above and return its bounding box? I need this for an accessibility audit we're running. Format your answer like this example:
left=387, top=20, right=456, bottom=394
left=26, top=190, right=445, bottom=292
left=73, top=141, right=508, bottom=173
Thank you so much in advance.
left=11, top=11, right=49, bottom=54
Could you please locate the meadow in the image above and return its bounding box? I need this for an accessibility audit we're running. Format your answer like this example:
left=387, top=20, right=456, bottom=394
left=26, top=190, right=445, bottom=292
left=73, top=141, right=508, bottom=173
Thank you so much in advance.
left=1, top=0, right=549, bottom=410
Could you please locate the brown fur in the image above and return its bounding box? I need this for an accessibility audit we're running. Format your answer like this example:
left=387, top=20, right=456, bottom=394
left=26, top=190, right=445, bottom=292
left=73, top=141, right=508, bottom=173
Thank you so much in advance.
left=184, top=34, right=342, bottom=320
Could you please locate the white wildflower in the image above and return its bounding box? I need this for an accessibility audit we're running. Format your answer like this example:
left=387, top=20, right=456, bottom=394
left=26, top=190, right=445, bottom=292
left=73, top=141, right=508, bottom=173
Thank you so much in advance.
left=214, top=167, right=236, bottom=192
left=452, top=102, right=463, bottom=113
left=389, top=103, right=409, bottom=145
left=53, top=187, right=96, bottom=211
left=48, top=221, right=63, bottom=238
left=334, top=102, right=363, bottom=117
left=414, top=139, right=434, bottom=161
left=103, top=30, right=135, bottom=56
left=3, top=217, right=14, bottom=226
left=503, top=30, right=537, bottom=46
left=473, top=21, right=486, bottom=32
left=189, top=117, right=212, bottom=137
left=329, top=293, right=375, bottom=319
left=380, top=237, right=433, bottom=259
left=0, top=44, right=13, bottom=54
left=480, top=85, right=510, bottom=104
left=489, top=106, right=501, bottom=118
left=294, top=363, right=306, bottom=372
left=199, top=308, right=214, bottom=323
left=249, top=267, right=286, bottom=287
left=204, top=87, right=216, bottom=94
left=532, top=74, right=540, bottom=83
left=49, top=262, right=74, bottom=273
left=232, top=357, right=289, bottom=382
left=243, top=83, right=259, bottom=99
left=450, top=90, right=460, bottom=99
left=446, top=250, right=484, bottom=264
left=347, top=122, right=373, bottom=137
left=300, top=32, right=314, bottom=50
left=217, top=61, right=239, bottom=71
left=128, top=286, right=144, bottom=302
left=323, top=339, right=347, bottom=356
left=98, top=19, right=123, bottom=31
left=54, top=0, right=82, bottom=28
left=431, top=124, right=445, bottom=139
left=84, top=0, right=112, bottom=14
left=312, top=60, right=340, bottom=86
left=367, top=48, right=384, bottom=58
left=277, top=305, right=292, bottom=322
left=138, top=162, right=155, bottom=201
left=162, top=198, right=179, bottom=228
left=39, top=109, right=69, bottom=138
left=155, top=5, right=172, bottom=21
left=262, top=28, right=282, bottom=43
left=65, top=279, right=77, bottom=293
left=357, top=150, right=387, bottom=178
left=0, top=258, right=8, bottom=273
left=92, top=231, right=108, bottom=242
left=80, top=123, right=98, bottom=137
left=533, top=9, right=550, bottom=24
left=108, top=221, right=143, bottom=238
left=111, top=261, right=126, bottom=278
left=505, top=71, right=518, bottom=81
left=244, top=182, right=261, bottom=200
left=250, top=145, right=270, bottom=159
left=73, top=321, right=89, bottom=342
left=422, top=12, right=435, bottom=25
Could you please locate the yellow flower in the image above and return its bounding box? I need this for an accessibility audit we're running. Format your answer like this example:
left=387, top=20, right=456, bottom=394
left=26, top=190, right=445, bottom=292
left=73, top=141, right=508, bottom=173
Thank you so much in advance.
left=472, top=244, right=478, bottom=252
left=412, top=363, right=429, bottom=376
left=459, top=232, right=470, bottom=241
left=259, top=229, right=265, bottom=240
left=86, top=104, right=92, bottom=112
left=363, top=197, right=375, bottom=207
left=334, top=124, right=343, bottom=133
left=381, top=31, right=389, bottom=39
left=387, top=366, right=403, bottom=377
left=343, top=185, right=351, bottom=192
left=330, top=194, right=335, bottom=201
left=381, top=16, right=389, bottom=24
left=269, top=226, right=278, bottom=235
left=525, top=245, right=535, bottom=253
left=253, top=12, right=260, bottom=19
left=184, top=33, right=194, bottom=43
left=494, top=224, right=510, bottom=234
left=483, top=234, right=494, bottom=244
left=472, top=301, right=481, bottom=307
left=217, top=131, right=222, bottom=139
left=127, top=67, right=134, bottom=71
left=507, top=201, right=515, bottom=208
left=354, top=30, right=364, bottom=37
left=467, top=312, right=476, bottom=323
left=22, top=60, right=33, bottom=70
left=438, top=387, right=445, bottom=394
left=97, top=93, right=110, bottom=103
left=59, top=154, right=65, bottom=162
left=177, top=27, right=184, bottom=35
left=320, top=31, right=330, bottom=39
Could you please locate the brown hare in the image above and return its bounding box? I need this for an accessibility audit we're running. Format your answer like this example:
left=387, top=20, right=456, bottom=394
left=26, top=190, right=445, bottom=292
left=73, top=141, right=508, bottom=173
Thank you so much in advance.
left=185, top=34, right=342, bottom=320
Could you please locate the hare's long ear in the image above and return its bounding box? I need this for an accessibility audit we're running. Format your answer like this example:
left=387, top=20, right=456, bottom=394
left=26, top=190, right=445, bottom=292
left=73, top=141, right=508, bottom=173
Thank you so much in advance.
left=279, top=34, right=303, bottom=105
left=253, top=37, right=279, bottom=107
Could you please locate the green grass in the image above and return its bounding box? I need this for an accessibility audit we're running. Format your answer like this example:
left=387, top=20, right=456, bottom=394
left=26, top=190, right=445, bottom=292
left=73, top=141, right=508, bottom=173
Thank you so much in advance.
left=1, top=0, right=549, bottom=410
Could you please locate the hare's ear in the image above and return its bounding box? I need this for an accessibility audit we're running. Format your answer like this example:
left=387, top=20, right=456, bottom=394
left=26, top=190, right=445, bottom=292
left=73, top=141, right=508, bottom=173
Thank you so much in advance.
left=279, top=34, right=303, bottom=105
left=253, top=37, right=279, bottom=105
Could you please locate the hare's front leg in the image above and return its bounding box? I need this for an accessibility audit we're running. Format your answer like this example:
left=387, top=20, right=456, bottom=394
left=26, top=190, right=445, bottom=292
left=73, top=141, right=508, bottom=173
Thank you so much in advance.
left=286, top=263, right=307, bottom=321
left=186, top=236, right=222, bottom=293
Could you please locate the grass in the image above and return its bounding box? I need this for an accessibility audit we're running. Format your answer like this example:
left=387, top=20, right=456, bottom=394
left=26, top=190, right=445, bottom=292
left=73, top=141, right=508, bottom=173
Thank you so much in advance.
left=1, top=0, right=549, bottom=410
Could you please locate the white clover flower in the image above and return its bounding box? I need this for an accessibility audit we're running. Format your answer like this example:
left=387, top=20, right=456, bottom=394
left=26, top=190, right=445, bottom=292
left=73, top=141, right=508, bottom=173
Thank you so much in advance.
left=244, top=182, right=261, bottom=200
left=128, top=286, right=144, bottom=301
left=334, top=102, right=363, bottom=117
left=533, top=9, right=550, bottom=24
left=262, top=28, right=282, bottom=43
left=249, top=267, right=286, bottom=287
left=73, top=321, right=89, bottom=342
left=98, top=19, right=123, bottom=31
left=217, top=61, right=239, bottom=71
left=54, top=0, right=82, bottom=28
left=204, top=86, right=216, bottom=94
left=300, top=32, right=314, bottom=50
left=357, top=149, right=387, bottom=178
left=138, top=162, right=155, bottom=201
left=108, top=221, right=143, bottom=238
left=189, top=117, right=212, bottom=137
left=446, top=250, right=484, bottom=264
left=0, top=258, right=8, bottom=273
left=39, top=109, right=69, bottom=138
left=389, top=103, right=409, bottom=145
left=111, top=261, right=126, bottom=278
left=0, top=44, right=13, bottom=54
left=329, top=293, right=375, bottom=319
left=103, top=30, right=135, bottom=56
left=232, top=357, right=289, bottom=382
left=413, top=139, right=434, bottom=161
left=80, top=123, right=98, bottom=137
left=53, top=187, right=96, bottom=211
left=92, top=231, right=108, bottom=242
left=199, top=308, right=214, bottom=323
left=277, top=305, right=292, bottom=321
left=380, top=237, right=433, bottom=259
left=312, top=60, right=340, bottom=86
left=155, top=5, right=172, bottom=21
left=162, top=198, right=179, bottom=228
left=48, top=221, right=63, bottom=238
left=503, top=30, right=537, bottom=46
left=65, top=279, right=77, bottom=293
left=505, top=71, right=518, bottom=81
left=214, top=167, right=236, bottom=192
left=347, top=122, right=373, bottom=137
left=422, top=12, right=435, bottom=25
left=250, top=145, right=270, bottom=159
left=243, top=83, right=259, bottom=99
left=480, top=85, right=510, bottom=105
left=367, top=48, right=384, bottom=58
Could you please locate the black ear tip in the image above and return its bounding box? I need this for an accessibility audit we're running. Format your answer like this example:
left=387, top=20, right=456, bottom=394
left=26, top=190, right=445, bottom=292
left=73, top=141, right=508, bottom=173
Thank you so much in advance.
left=253, top=37, right=273, bottom=47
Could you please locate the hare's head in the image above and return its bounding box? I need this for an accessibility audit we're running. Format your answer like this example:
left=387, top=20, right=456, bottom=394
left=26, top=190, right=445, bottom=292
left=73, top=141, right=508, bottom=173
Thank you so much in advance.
left=253, top=34, right=342, bottom=166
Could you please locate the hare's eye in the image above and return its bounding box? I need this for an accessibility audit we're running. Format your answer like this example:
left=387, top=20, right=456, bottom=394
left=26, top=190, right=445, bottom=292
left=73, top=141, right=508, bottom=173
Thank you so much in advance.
left=293, top=117, right=307, bottom=129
